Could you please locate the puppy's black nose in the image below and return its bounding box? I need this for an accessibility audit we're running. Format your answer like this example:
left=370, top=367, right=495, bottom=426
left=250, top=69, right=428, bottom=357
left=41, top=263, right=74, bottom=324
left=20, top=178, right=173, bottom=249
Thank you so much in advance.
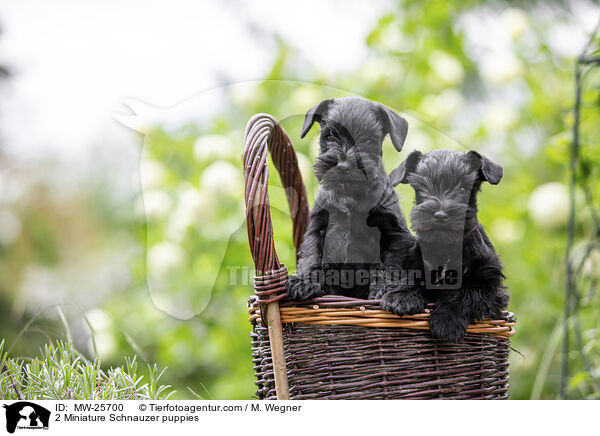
left=337, top=161, right=351, bottom=173
left=434, top=211, right=448, bottom=222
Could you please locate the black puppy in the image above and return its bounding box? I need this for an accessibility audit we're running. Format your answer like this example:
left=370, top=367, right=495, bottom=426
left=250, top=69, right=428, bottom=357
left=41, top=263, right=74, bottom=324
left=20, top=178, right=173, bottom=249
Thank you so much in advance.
left=286, top=97, right=413, bottom=300
left=385, top=149, right=509, bottom=342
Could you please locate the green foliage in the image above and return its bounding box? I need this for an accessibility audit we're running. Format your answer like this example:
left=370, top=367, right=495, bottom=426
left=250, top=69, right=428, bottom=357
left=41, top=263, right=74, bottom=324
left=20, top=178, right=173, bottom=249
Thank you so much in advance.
left=0, top=340, right=174, bottom=400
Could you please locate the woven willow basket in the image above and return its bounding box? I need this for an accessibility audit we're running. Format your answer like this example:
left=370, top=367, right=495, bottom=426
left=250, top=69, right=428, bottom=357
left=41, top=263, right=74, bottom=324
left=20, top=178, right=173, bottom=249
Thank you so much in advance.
left=243, top=113, right=515, bottom=400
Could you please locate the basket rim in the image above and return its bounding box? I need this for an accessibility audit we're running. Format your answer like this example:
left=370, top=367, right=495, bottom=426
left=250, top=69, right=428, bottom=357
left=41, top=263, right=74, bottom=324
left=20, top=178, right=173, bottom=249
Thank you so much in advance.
left=248, top=295, right=515, bottom=339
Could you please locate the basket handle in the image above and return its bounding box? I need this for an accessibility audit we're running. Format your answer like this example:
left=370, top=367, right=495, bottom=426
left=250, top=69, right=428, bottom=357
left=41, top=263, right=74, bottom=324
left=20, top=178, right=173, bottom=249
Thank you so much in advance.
left=243, top=113, right=310, bottom=278
left=243, top=113, right=310, bottom=401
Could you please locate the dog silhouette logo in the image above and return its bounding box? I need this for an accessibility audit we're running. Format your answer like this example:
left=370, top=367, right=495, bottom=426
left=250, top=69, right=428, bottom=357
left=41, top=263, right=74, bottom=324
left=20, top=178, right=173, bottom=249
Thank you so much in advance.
left=2, top=402, right=50, bottom=433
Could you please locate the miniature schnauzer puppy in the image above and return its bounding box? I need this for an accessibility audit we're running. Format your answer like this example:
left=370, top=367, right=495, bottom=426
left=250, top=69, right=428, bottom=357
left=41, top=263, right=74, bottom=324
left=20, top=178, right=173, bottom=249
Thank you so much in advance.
left=286, top=97, right=413, bottom=300
left=384, top=149, right=509, bottom=342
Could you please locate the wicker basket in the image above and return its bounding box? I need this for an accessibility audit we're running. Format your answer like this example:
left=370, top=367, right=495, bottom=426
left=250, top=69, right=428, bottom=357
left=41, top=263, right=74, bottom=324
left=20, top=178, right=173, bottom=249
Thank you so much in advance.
left=243, top=113, right=515, bottom=400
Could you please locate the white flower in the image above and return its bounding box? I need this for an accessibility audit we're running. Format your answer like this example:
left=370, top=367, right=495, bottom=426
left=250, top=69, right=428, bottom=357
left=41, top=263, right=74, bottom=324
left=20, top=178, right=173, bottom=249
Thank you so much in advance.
left=84, top=308, right=112, bottom=331
left=378, top=23, right=414, bottom=52
left=84, top=308, right=115, bottom=356
left=430, top=50, right=465, bottom=84
left=94, top=331, right=117, bottom=357
left=583, top=248, right=600, bottom=279
left=546, top=23, right=588, bottom=59
left=147, top=241, right=185, bottom=277
left=230, top=83, right=259, bottom=107
left=178, top=185, right=209, bottom=217
left=166, top=185, right=212, bottom=241
left=0, top=210, right=21, bottom=245
left=142, top=189, right=172, bottom=220
left=480, top=52, right=523, bottom=84
left=528, top=182, right=569, bottom=229
left=420, top=88, right=463, bottom=119
left=200, top=160, right=242, bottom=197
left=502, top=8, right=530, bottom=40
left=490, top=217, right=525, bottom=243
left=290, top=87, right=323, bottom=113
left=140, top=159, right=168, bottom=190
left=358, top=57, right=404, bottom=84
left=194, top=134, right=236, bottom=161
left=570, top=242, right=600, bottom=280
left=0, top=172, right=25, bottom=206
left=484, top=103, right=518, bottom=132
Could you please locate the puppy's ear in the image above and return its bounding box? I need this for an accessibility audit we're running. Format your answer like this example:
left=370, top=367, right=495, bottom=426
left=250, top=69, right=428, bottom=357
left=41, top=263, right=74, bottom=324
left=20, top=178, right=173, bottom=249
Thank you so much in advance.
left=377, top=103, right=409, bottom=151
left=300, top=98, right=334, bottom=138
left=467, top=151, right=503, bottom=185
left=390, top=150, right=423, bottom=186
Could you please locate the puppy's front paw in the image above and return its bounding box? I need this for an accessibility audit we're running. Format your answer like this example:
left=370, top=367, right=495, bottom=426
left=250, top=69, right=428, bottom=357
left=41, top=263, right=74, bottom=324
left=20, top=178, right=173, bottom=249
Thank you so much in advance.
left=429, top=304, right=469, bottom=343
left=381, top=290, right=425, bottom=315
left=368, top=280, right=386, bottom=300
left=286, top=275, right=323, bottom=301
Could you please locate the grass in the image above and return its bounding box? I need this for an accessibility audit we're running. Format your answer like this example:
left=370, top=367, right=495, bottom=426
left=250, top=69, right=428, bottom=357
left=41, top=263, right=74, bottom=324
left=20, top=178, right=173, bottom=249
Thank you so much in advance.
left=0, top=339, right=174, bottom=400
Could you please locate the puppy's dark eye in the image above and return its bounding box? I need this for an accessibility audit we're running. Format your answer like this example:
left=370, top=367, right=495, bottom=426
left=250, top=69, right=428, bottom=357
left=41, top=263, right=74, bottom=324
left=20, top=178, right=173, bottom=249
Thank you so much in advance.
left=459, top=187, right=468, bottom=194
left=324, top=134, right=336, bottom=143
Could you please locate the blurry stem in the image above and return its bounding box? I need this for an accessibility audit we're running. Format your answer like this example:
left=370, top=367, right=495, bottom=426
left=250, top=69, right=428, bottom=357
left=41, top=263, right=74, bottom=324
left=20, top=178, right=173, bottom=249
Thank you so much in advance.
left=562, top=59, right=580, bottom=400
left=8, top=370, right=23, bottom=400
left=573, top=306, right=600, bottom=392
left=531, top=316, right=564, bottom=400
left=57, top=306, right=72, bottom=344
left=8, top=305, right=58, bottom=354
left=83, top=315, right=98, bottom=359
left=119, top=328, right=148, bottom=362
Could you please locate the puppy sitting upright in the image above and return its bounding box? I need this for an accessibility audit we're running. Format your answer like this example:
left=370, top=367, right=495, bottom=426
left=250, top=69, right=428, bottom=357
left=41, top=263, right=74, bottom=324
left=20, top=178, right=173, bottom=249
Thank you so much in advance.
left=286, top=97, right=413, bottom=300
left=387, top=149, right=509, bottom=342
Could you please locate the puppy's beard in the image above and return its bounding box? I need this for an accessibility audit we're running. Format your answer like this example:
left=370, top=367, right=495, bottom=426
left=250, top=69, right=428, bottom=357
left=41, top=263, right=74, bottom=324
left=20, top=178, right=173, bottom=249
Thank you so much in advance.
left=416, top=228, right=464, bottom=244
left=410, top=202, right=469, bottom=244
left=318, top=168, right=369, bottom=190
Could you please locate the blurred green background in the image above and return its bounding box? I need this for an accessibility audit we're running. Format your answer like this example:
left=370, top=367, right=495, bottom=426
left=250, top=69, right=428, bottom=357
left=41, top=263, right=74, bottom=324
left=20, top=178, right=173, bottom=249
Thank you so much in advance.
left=1, top=0, right=599, bottom=399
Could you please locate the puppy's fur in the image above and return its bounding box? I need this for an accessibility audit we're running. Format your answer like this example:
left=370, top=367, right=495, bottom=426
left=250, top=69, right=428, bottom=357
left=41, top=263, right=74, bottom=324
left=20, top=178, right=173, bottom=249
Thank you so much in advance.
left=286, top=97, right=413, bottom=300
left=384, top=149, right=509, bottom=342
